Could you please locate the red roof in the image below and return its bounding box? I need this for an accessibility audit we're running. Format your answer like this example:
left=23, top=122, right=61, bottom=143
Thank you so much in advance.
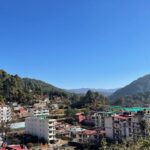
left=82, top=130, right=97, bottom=135
left=19, top=108, right=27, bottom=113
left=0, top=145, right=26, bottom=150
left=10, top=145, right=26, bottom=150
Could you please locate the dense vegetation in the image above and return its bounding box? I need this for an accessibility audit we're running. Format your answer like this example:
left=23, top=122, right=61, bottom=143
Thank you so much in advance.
left=100, top=133, right=150, bottom=150
left=111, top=74, right=150, bottom=100
left=111, top=91, right=150, bottom=106
left=3, top=69, right=150, bottom=107
left=71, top=90, right=108, bottom=110
left=0, top=70, right=69, bottom=104
left=0, top=70, right=107, bottom=108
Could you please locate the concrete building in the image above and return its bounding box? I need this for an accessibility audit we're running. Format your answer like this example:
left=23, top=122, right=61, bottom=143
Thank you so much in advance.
left=69, top=127, right=105, bottom=144
left=78, top=129, right=100, bottom=143
left=0, top=105, right=11, bottom=123
left=25, top=116, right=56, bottom=144
left=112, top=114, right=131, bottom=141
left=105, top=115, right=113, bottom=139
left=94, top=111, right=113, bottom=129
left=28, top=108, right=49, bottom=116
left=104, top=112, right=146, bottom=141
left=105, top=114, right=131, bottom=140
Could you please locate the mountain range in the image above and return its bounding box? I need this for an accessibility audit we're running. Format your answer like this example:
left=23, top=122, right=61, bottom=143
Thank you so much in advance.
left=2, top=69, right=150, bottom=105
left=67, top=88, right=118, bottom=96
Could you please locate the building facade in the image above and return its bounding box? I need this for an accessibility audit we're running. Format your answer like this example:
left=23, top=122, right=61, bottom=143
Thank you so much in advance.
left=104, top=112, right=149, bottom=141
left=0, top=105, right=11, bottom=123
left=28, top=108, right=49, bottom=116
left=94, top=111, right=113, bottom=129
left=25, top=116, right=56, bottom=143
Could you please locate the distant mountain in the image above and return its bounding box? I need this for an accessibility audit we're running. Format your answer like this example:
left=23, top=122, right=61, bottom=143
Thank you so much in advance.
left=67, top=88, right=118, bottom=96
left=110, top=74, right=150, bottom=100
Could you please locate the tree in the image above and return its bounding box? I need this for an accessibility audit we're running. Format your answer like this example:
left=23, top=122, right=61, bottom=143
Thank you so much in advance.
left=0, top=95, right=5, bottom=104
left=65, top=107, right=79, bottom=118
left=138, top=131, right=150, bottom=149
left=139, top=120, right=148, bottom=137
left=99, top=138, right=107, bottom=150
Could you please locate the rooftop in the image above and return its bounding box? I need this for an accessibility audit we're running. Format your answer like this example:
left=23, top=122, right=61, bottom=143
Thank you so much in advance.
left=109, top=106, right=150, bottom=113
left=82, top=130, right=97, bottom=135
left=112, top=115, right=128, bottom=120
left=0, top=145, right=26, bottom=150
left=69, top=127, right=86, bottom=133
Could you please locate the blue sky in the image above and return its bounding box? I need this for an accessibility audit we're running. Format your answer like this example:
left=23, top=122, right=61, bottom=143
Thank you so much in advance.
left=0, top=0, right=150, bottom=89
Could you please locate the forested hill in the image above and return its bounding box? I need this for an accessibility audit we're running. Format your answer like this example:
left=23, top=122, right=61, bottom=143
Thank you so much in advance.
left=110, top=74, right=150, bottom=100
left=0, top=69, right=68, bottom=104
left=22, top=78, right=63, bottom=94
left=111, top=91, right=150, bottom=106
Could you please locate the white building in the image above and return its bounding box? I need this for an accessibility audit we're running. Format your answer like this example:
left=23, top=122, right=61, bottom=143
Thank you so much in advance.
left=0, top=105, right=11, bottom=123
left=25, top=116, right=56, bottom=143
left=28, top=108, right=49, bottom=116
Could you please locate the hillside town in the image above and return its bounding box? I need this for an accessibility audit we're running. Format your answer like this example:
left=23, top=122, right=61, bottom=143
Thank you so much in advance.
left=0, top=95, right=150, bottom=150
left=1, top=0, right=150, bottom=150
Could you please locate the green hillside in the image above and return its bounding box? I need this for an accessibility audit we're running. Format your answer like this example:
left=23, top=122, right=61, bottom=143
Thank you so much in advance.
left=110, top=74, right=150, bottom=100
left=0, top=69, right=69, bottom=104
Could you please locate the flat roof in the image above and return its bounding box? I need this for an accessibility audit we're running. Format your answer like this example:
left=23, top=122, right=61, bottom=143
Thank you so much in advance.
left=109, top=106, right=150, bottom=112
left=10, top=122, right=25, bottom=129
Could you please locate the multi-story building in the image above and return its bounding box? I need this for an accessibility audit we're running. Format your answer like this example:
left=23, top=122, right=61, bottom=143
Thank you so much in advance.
left=25, top=116, right=56, bottom=144
left=112, top=114, right=131, bottom=141
left=105, top=114, right=132, bottom=141
left=28, top=108, right=49, bottom=116
left=0, top=105, right=11, bottom=123
left=104, top=112, right=147, bottom=141
left=94, top=111, right=113, bottom=129
left=130, top=112, right=144, bottom=139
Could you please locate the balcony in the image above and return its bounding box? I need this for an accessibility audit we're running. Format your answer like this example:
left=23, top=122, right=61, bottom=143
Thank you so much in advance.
left=49, top=136, right=56, bottom=140
left=49, top=127, right=55, bottom=131
left=49, top=122, right=54, bottom=126
left=49, top=132, right=54, bottom=135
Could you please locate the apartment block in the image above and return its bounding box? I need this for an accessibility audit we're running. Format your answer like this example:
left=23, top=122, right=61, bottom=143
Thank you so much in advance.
left=28, top=108, right=49, bottom=116
left=25, top=116, right=56, bottom=144
left=0, top=105, right=11, bottom=123
left=94, top=111, right=113, bottom=129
